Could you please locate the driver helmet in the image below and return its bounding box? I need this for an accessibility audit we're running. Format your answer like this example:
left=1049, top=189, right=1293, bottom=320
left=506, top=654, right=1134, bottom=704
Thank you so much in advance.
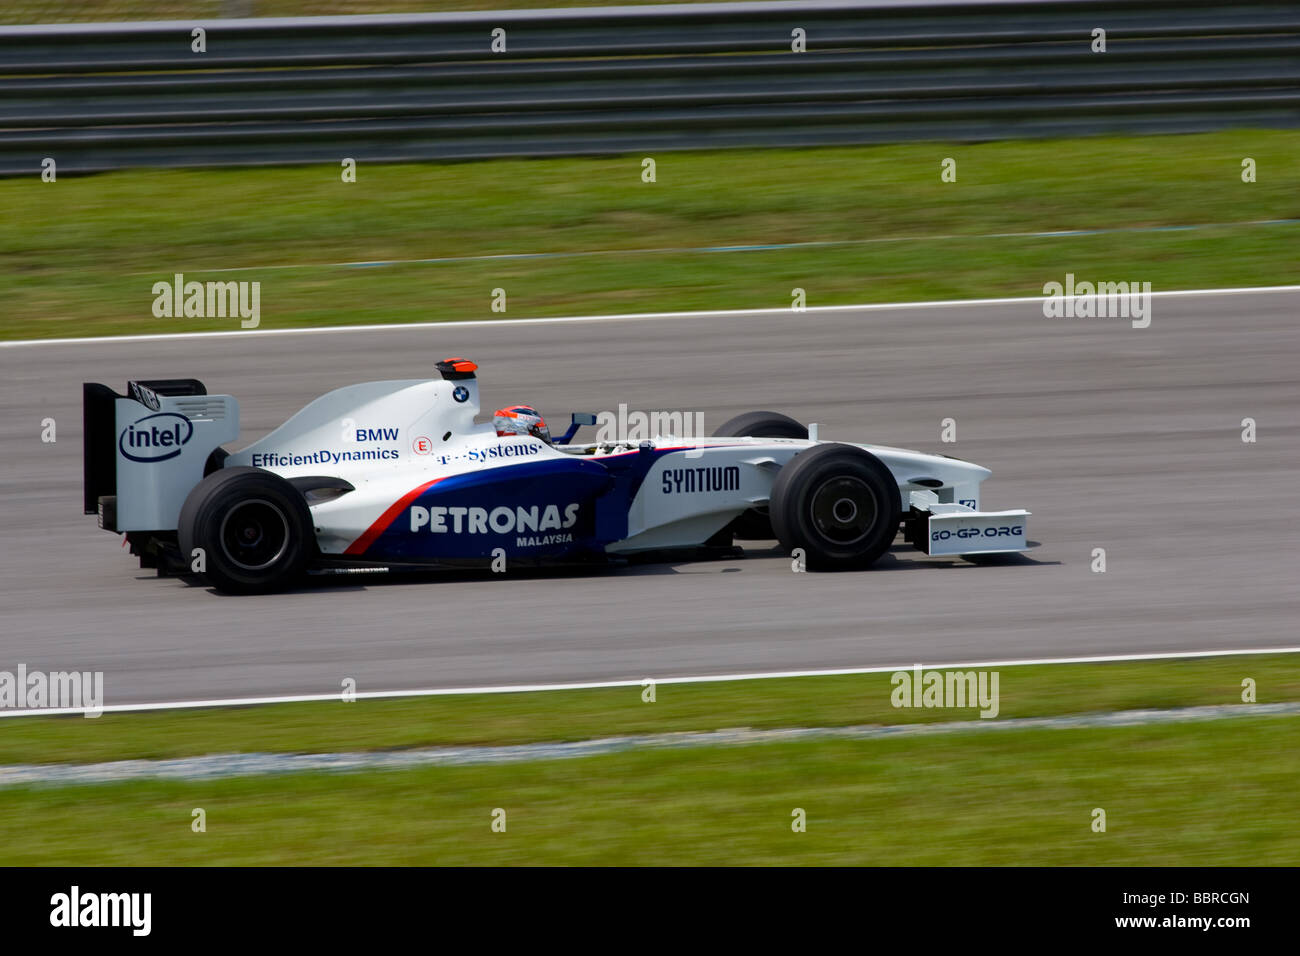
left=494, top=405, right=552, bottom=444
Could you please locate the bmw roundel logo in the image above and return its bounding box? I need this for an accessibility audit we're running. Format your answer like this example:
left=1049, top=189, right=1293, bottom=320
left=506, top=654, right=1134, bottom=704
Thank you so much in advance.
left=453, top=385, right=469, bottom=403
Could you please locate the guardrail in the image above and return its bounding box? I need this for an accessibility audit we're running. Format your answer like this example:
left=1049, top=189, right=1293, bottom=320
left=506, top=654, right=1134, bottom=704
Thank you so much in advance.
left=1, top=0, right=1297, bottom=175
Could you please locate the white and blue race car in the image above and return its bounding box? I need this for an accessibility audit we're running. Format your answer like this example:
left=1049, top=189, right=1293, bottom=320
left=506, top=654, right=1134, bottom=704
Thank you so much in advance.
left=83, top=358, right=1030, bottom=593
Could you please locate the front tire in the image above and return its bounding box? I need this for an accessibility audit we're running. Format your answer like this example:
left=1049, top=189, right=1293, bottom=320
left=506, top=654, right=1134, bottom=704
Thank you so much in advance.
left=713, top=410, right=808, bottom=442
left=178, top=466, right=314, bottom=594
left=770, top=444, right=901, bottom=569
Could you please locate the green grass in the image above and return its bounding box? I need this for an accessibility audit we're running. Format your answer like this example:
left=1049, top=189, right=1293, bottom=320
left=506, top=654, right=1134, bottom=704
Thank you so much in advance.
left=0, top=0, right=693, bottom=25
left=3, top=132, right=1297, bottom=340
left=2, top=718, right=1296, bottom=865
left=2, top=654, right=1295, bottom=766
left=4, top=654, right=1295, bottom=864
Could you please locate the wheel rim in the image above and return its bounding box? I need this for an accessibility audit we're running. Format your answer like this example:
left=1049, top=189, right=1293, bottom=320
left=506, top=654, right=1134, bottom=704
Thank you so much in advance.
left=218, top=498, right=290, bottom=571
left=809, top=476, right=878, bottom=545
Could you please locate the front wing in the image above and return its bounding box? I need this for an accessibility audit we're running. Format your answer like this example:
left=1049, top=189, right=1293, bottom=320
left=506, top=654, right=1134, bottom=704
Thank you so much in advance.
left=905, top=491, right=1031, bottom=556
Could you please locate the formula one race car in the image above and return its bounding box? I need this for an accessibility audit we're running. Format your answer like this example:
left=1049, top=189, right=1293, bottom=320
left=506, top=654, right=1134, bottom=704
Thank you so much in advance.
left=83, top=358, right=1030, bottom=593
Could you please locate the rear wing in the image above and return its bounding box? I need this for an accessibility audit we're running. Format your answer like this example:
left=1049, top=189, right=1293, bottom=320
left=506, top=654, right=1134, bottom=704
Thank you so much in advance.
left=83, top=379, right=240, bottom=532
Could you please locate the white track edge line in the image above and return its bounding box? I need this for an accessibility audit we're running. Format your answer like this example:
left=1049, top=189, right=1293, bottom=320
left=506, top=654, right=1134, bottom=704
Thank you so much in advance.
left=4, top=284, right=1298, bottom=348
left=2, top=646, right=1296, bottom=718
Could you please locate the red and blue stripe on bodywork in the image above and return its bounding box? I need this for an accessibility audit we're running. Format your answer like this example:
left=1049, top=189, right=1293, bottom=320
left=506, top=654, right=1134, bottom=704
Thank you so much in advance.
left=343, top=443, right=723, bottom=562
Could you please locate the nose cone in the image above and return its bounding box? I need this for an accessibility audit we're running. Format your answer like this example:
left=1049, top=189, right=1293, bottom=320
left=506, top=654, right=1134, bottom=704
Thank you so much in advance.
left=949, top=458, right=993, bottom=483
left=859, top=443, right=993, bottom=486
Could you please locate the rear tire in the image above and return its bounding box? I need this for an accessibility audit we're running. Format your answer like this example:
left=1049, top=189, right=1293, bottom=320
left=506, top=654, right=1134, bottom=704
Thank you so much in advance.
left=204, top=446, right=230, bottom=476
left=770, top=444, right=900, bottom=569
left=714, top=411, right=808, bottom=539
left=178, top=467, right=313, bottom=594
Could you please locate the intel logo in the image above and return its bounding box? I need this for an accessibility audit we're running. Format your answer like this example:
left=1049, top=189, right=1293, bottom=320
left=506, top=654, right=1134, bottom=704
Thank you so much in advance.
left=119, top=412, right=193, bottom=463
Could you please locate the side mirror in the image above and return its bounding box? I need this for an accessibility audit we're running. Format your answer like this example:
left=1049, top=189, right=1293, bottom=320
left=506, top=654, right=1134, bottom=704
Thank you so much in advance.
left=558, top=412, right=597, bottom=444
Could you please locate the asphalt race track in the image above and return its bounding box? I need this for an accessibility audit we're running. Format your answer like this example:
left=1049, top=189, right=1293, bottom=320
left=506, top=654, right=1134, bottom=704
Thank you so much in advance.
left=3, top=289, right=1297, bottom=705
